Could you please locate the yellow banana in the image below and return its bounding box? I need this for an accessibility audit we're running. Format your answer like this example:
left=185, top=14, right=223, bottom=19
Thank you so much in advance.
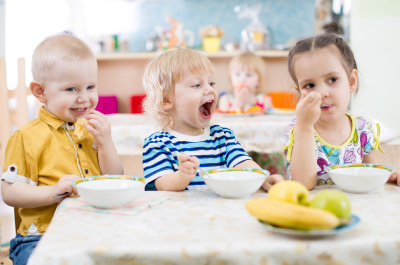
left=246, top=198, right=340, bottom=230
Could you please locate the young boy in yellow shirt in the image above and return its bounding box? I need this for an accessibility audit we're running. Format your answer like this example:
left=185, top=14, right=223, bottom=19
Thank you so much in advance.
left=1, top=33, right=123, bottom=265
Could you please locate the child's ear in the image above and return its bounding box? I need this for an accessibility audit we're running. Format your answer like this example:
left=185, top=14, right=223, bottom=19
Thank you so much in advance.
left=162, top=96, right=173, bottom=111
left=30, top=81, right=47, bottom=103
left=349, top=69, right=358, bottom=93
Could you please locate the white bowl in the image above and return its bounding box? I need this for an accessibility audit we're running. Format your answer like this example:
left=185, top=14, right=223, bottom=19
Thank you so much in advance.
left=74, top=175, right=145, bottom=208
left=325, top=164, right=394, bottom=193
left=201, top=168, right=270, bottom=198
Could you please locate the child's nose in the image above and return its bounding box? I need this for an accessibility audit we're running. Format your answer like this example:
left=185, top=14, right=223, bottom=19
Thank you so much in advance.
left=77, top=91, right=89, bottom=102
left=317, top=85, right=329, bottom=98
left=204, top=85, right=214, bottom=94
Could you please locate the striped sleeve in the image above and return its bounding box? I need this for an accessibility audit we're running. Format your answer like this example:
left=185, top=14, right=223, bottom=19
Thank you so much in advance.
left=142, top=132, right=176, bottom=190
left=211, top=126, right=251, bottom=167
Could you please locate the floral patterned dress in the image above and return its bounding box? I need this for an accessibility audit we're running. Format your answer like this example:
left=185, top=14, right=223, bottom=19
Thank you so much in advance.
left=283, top=114, right=382, bottom=186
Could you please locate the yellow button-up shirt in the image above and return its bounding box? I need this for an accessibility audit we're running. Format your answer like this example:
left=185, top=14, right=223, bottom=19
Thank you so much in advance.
left=2, top=107, right=101, bottom=236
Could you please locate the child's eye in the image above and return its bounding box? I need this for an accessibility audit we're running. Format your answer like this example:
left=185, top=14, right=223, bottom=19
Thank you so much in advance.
left=210, top=82, right=216, bottom=88
left=303, top=83, right=315, bottom=89
left=66, top=87, right=77, bottom=92
left=87, top=85, right=96, bottom=90
left=246, top=73, right=253, bottom=78
left=192, top=83, right=201, bottom=88
left=327, top=77, right=338, bottom=84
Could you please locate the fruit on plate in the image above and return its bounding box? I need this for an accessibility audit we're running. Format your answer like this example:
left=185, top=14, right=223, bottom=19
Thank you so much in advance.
left=267, top=180, right=309, bottom=205
left=244, top=105, right=264, bottom=113
left=246, top=198, right=340, bottom=230
left=308, top=190, right=351, bottom=219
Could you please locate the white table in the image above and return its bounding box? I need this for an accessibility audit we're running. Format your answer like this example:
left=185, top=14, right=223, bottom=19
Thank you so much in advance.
left=28, top=184, right=400, bottom=265
left=109, top=113, right=295, bottom=155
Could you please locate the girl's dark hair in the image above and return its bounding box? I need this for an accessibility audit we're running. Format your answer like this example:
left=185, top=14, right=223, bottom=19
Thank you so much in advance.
left=288, top=33, right=357, bottom=86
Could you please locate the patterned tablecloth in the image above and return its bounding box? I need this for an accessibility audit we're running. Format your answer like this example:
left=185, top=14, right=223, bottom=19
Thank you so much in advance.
left=28, top=184, right=400, bottom=265
left=108, top=113, right=295, bottom=155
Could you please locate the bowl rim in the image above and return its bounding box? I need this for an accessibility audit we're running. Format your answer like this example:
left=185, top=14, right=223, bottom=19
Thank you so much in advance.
left=73, top=175, right=145, bottom=188
left=325, top=163, right=394, bottom=174
left=200, top=167, right=270, bottom=180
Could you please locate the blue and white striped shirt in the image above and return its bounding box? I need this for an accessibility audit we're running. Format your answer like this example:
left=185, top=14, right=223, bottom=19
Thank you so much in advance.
left=142, top=125, right=251, bottom=191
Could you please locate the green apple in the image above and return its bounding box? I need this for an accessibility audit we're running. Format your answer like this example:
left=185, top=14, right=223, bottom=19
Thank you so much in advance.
left=309, top=190, right=351, bottom=219
left=267, top=180, right=309, bottom=205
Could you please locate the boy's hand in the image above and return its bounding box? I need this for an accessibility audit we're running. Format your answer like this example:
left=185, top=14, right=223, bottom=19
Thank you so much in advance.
left=262, top=174, right=284, bottom=191
left=387, top=170, right=400, bottom=186
left=51, top=175, right=80, bottom=203
left=177, top=153, right=200, bottom=182
left=85, top=109, right=112, bottom=149
left=295, top=91, right=321, bottom=128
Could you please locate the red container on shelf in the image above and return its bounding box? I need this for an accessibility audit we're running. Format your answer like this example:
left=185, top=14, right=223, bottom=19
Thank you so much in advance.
left=130, top=95, right=146, bottom=114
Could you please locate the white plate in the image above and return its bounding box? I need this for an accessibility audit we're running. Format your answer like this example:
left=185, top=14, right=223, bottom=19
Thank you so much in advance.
left=216, top=112, right=266, bottom=117
left=259, top=214, right=361, bottom=237
left=266, top=108, right=295, bottom=115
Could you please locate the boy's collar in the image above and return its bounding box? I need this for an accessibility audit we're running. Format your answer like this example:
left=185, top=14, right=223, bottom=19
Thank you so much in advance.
left=38, top=107, right=69, bottom=130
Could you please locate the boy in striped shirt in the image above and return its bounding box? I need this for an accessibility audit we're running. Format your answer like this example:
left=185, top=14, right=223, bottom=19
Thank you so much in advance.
left=142, top=48, right=283, bottom=191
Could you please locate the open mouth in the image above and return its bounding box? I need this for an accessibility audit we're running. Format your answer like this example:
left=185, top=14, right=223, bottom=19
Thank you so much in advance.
left=199, top=100, right=214, bottom=119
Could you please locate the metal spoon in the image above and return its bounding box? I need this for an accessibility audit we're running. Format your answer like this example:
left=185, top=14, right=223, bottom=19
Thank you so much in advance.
left=52, top=191, right=72, bottom=199
left=199, top=167, right=212, bottom=179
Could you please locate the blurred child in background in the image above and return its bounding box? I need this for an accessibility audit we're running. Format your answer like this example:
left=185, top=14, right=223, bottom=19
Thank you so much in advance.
left=218, top=52, right=272, bottom=113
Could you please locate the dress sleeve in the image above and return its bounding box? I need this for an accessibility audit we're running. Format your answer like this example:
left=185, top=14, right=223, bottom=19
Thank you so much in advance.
left=142, top=136, right=176, bottom=191
left=283, top=118, right=297, bottom=162
left=2, top=130, right=38, bottom=186
left=367, top=118, right=383, bottom=154
left=359, top=117, right=383, bottom=155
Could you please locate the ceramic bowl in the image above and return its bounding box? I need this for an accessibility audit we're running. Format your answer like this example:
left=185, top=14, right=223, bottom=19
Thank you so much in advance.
left=200, top=168, right=270, bottom=198
left=74, top=175, right=145, bottom=208
left=325, top=164, right=394, bottom=193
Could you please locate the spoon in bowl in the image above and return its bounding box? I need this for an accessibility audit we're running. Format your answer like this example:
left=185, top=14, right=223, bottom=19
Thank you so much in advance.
left=199, top=167, right=212, bottom=179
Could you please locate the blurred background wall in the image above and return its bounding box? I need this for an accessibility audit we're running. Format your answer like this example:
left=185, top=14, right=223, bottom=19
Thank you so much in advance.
left=116, top=0, right=314, bottom=52
left=350, top=0, right=400, bottom=134
left=0, top=0, right=4, bottom=57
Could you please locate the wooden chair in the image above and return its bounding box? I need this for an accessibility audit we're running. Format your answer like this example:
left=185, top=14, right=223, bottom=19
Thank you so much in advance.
left=375, top=143, right=400, bottom=171
left=0, top=58, right=37, bottom=235
left=0, top=58, right=30, bottom=164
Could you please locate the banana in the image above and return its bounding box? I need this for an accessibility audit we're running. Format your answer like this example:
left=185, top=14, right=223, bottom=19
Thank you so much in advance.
left=246, top=198, right=340, bottom=230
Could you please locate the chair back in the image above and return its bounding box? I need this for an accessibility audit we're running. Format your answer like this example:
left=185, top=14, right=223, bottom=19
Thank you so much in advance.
left=0, top=58, right=33, bottom=164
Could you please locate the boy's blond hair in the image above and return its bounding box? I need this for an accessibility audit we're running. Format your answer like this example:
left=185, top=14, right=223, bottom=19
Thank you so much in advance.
left=32, top=33, right=96, bottom=83
left=229, top=52, right=266, bottom=93
left=143, top=48, right=215, bottom=129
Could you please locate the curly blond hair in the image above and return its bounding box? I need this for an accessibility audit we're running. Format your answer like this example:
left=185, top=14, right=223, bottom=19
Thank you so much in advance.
left=142, top=48, right=215, bottom=129
left=229, top=52, right=266, bottom=93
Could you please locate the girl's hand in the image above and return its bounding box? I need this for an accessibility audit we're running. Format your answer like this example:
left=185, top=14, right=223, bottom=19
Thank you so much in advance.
left=177, top=153, right=200, bottom=182
left=85, top=109, right=112, bottom=149
left=387, top=170, right=400, bottom=186
left=262, top=174, right=284, bottom=191
left=51, top=174, right=80, bottom=203
left=295, top=91, right=321, bottom=128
